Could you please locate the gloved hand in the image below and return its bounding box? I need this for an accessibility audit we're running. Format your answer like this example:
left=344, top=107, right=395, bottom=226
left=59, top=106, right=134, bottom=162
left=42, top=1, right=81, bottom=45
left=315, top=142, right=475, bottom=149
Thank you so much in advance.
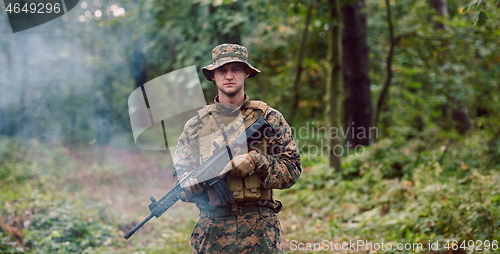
left=179, top=173, right=203, bottom=202
left=219, top=150, right=257, bottom=178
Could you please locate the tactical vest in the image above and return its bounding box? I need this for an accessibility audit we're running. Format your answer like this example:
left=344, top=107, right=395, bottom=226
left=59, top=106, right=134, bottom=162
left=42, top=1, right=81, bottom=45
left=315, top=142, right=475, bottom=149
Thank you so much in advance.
left=197, top=101, right=273, bottom=206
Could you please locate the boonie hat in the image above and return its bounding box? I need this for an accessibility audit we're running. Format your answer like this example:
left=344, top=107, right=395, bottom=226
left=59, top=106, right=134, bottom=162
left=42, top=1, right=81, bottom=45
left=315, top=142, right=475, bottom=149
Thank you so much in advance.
left=202, top=44, right=261, bottom=81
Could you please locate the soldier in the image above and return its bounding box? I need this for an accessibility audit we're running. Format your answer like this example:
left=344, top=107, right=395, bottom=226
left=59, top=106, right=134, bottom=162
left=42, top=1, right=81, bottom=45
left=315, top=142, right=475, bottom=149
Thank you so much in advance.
left=173, top=43, right=302, bottom=253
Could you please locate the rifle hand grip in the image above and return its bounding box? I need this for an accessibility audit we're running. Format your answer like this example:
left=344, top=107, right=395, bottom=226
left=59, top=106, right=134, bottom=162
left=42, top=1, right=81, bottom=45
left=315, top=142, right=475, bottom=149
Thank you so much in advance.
left=207, top=177, right=233, bottom=204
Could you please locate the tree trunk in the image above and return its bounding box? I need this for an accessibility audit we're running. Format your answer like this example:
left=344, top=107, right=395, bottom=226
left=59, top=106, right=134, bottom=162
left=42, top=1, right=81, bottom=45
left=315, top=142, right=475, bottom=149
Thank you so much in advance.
left=373, top=0, right=396, bottom=137
left=430, top=0, right=448, bottom=15
left=430, top=0, right=448, bottom=29
left=341, top=0, right=372, bottom=147
left=290, top=2, right=313, bottom=125
left=453, top=105, right=472, bottom=134
left=326, top=0, right=343, bottom=172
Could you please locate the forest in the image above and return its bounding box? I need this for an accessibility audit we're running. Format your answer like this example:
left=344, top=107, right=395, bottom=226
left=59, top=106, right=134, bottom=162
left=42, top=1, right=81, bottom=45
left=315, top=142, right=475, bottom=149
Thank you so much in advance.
left=0, top=0, right=499, bottom=253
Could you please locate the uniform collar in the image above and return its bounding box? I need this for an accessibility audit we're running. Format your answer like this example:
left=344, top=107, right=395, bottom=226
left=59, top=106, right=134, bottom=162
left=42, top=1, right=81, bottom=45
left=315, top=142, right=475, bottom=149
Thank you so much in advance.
left=213, top=94, right=250, bottom=115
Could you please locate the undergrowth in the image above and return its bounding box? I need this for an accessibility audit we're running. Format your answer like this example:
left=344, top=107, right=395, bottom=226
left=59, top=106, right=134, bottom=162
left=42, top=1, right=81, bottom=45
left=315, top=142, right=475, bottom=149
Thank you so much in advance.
left=0, top=137, right=194, bottom=253
left=278, top=128, right=500, bottom=253
left=0, top=127, right=499, bottom=253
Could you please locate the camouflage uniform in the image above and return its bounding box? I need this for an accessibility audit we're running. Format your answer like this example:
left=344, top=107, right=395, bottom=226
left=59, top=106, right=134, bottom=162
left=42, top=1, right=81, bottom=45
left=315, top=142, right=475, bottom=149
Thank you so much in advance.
left=173, top=44, right=301, bottom=254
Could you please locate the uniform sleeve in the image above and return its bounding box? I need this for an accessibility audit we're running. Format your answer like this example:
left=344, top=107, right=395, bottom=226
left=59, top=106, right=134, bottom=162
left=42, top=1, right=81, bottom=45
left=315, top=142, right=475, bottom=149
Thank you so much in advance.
left=250, top=109, right=302, bottom=189
left=172, top=128, right=197, bottom=180
left=172, top=117, right=210, bottom=204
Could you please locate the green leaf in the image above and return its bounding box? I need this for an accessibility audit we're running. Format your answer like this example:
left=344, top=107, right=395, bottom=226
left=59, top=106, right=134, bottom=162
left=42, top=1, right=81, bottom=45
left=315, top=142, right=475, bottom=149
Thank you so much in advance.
left=463, top=0, right=478, bottom=12
left=492, top=195, right=500, bottom=203
left=474, top=11, right=488, bottom=26
left=405, top=228, right=412, bottom=239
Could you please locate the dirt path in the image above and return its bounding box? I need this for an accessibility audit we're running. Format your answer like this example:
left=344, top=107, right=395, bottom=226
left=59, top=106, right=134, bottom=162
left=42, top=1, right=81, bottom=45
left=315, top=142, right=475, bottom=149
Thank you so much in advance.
left=64, top=146, right=177, bottom=215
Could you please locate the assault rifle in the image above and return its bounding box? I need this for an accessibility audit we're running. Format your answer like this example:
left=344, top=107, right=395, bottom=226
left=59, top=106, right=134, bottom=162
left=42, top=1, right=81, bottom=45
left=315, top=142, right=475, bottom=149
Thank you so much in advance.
left=124, top=116, right=276, bottom=239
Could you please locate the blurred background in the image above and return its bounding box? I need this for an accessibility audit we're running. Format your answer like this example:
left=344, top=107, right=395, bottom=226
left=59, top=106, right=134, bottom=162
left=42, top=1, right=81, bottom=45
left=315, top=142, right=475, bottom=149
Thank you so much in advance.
left=0, top=0, right=499, bottom=253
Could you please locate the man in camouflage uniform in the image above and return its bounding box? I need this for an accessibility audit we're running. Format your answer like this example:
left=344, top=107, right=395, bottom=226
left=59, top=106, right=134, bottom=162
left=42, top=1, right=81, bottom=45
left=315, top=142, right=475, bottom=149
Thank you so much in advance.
left=173, top=44, right=301, bottom=254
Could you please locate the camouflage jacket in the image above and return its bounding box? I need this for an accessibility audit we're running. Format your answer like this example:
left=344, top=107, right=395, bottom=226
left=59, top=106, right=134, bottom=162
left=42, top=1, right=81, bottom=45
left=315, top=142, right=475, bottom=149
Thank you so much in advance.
left=173, top=95, right=301, bottom=211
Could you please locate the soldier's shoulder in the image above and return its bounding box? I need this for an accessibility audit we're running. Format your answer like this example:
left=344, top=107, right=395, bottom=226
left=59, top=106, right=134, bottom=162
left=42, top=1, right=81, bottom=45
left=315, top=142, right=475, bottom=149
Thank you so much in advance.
left=263, top=106, right=282, bottom=117
left=260, top=103, right=289, bottom=129
left=182, top=109, right=206, bottom=134
left=260, top=103, right=283, bottom=119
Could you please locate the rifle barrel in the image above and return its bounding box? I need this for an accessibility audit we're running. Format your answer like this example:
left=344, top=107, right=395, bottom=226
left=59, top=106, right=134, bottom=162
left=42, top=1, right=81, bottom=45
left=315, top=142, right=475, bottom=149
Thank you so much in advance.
left=124, top=213, right=155, bottom=239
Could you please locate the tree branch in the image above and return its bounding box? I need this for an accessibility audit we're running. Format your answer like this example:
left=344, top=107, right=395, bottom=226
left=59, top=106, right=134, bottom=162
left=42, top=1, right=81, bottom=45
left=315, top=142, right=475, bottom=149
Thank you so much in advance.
left=373, top=0, right=396, bottom=134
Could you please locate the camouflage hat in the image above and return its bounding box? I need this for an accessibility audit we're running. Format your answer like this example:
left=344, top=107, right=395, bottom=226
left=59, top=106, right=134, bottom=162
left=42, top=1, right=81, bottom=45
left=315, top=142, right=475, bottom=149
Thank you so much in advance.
left=202, top=44, right=261, bottom=81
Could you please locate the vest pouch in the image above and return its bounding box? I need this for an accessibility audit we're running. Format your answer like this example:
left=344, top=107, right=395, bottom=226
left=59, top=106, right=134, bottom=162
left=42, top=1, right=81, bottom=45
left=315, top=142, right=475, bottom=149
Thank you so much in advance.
left=243, top=174, right=262, bottom=200
left=227, top=175, right=245, bottom=202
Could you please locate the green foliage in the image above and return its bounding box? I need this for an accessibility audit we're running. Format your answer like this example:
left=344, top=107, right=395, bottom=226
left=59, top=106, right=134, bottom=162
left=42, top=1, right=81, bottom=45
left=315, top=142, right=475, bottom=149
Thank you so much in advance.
left=24, top=204, right=119, bottom=254
left=1, top=0, right=500, bottom=252
left=463, top=0, right=500, bottom=26
left=278, top=126, right=499, bottom=252
left=0, top=138, right=120, bottom=253
left=2, top=0, right=499, bottom=145
left=0, top=137, right=200, bottom=253
left=0, top=232, right=22, bottom=253
left=365, top=0, right=500, bottom=140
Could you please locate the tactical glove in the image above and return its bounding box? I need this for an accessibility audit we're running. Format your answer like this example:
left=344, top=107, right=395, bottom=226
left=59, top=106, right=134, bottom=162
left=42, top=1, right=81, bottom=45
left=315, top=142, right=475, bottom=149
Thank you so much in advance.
left=219, top=150, right=257, bottom=178
left=179, top=173, right=203, bottom=202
